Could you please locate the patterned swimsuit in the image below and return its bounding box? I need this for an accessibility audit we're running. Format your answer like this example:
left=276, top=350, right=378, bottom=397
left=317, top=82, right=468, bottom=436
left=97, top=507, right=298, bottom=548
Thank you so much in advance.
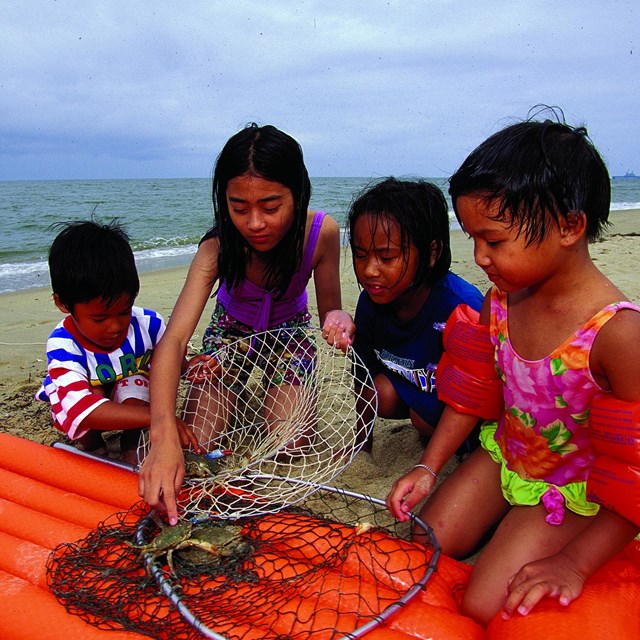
left=201, top=212, right=325, bottom=389
left=481, top=286, right=640, bottom=524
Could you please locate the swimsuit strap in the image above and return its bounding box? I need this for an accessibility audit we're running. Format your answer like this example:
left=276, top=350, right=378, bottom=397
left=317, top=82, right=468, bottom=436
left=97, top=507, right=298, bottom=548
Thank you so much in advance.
left=299, top=211, right=326, bottom=277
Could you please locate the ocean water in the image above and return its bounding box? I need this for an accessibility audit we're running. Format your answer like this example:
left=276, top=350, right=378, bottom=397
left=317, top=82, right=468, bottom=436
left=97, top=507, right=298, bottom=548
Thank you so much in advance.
left=1, top=176, right=639, bottom=295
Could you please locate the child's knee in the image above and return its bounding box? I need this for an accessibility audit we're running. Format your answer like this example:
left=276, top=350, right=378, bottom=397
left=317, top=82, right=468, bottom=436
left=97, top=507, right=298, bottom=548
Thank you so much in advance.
left=409, top=410, right=434, bottom=439
left=374, top=375, right=406, bottom=417
left=76, top=429, right=105, bottom=453
left=460, top=588, right=499, bottom=627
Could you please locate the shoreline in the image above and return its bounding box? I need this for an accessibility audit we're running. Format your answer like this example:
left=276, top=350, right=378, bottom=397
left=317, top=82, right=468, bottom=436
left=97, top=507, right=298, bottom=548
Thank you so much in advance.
left=0, top=209, right=638, bottom=502
left=1, top=206, right=638, bottom=296
left=1, top=209, right=638, bottom=389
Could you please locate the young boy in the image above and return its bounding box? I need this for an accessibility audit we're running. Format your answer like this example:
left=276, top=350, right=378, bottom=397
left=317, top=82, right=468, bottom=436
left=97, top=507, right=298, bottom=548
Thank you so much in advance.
left=36, top=219, right=197, bottom=465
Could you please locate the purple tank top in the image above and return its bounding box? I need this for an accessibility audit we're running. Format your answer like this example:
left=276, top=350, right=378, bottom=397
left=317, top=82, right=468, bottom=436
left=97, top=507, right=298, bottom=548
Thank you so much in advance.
left=216, top=211, right=326, bottom=331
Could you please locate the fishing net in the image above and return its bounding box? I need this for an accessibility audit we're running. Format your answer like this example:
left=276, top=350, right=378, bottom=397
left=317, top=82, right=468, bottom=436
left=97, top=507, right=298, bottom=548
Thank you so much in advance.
left=138, top=327, right=377, bottom=518
left=47, top=484, right=441, bottom=640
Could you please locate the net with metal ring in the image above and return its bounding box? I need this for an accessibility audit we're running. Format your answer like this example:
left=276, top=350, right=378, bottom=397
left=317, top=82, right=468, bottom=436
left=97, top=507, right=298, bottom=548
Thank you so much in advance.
left=137, top=326, right=377, bottom=518
left=47, top=485, right=443, bottom=640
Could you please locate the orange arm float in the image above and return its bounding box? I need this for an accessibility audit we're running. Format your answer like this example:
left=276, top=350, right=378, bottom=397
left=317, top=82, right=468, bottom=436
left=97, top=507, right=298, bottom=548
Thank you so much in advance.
left=435, top=304, right=503, bottom=419
left=587, top=393, right=640, bottom=527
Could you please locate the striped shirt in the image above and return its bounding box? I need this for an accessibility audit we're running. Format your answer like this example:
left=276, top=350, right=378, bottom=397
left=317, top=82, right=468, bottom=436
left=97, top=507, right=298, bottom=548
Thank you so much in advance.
left=36, top=306, right=165, bottom=438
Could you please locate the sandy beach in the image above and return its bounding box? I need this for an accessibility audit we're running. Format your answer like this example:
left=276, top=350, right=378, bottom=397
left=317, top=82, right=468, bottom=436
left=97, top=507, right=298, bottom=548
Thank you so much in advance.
left=1, top=209, right=638, bottom=503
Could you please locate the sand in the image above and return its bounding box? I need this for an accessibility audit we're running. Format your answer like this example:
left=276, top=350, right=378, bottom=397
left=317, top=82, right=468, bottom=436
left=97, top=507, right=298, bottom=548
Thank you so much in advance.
left=1, top=210, right=638, bottom=503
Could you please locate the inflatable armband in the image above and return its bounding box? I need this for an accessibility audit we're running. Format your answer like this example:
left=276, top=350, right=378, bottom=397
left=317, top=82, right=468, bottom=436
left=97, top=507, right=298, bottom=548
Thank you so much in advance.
left=587, top=393, right=640, bottom=526
left=435, top=304, right=503, bottom=419
left=589, top=394, right=640, bottom=464
left=441, top=303, right=497, bottom=377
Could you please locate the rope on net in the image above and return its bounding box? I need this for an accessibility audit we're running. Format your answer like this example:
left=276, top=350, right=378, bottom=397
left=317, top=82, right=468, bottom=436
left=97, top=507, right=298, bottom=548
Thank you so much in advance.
left=45, top=327, right=443, bottom=638
left=47, top=485, right=441, bottom=640
left=138, top=327, right=378, bottom=518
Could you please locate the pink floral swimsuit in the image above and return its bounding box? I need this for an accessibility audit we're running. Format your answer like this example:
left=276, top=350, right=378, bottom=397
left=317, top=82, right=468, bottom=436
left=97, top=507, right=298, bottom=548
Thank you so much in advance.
left=481, top=286, right=640, bottom=524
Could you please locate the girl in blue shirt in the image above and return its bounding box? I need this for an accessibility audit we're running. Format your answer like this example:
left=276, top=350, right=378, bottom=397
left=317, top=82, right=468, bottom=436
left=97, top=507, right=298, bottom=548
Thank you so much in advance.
left=324, top=178, right=483, bottom=452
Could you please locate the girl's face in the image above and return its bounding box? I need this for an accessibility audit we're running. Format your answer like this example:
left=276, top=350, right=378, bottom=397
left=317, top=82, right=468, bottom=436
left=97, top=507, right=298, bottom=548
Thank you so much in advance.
left=456, top=194, right=564, bottom=292
left=226, top=174, right=296, bottom=252
left=352, top=213, right=419, bottom=305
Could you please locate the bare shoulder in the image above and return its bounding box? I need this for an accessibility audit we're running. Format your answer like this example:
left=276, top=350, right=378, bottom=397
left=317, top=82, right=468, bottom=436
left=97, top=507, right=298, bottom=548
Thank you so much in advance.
left=179, top=236, right=219, bottom=294
left=307, top=211, right=339, bottom=257
left=592, top=303, right=640, bottom=399
left=311, top=210, right=339, bottom=236
left=191, top=236, right=219, bottom=270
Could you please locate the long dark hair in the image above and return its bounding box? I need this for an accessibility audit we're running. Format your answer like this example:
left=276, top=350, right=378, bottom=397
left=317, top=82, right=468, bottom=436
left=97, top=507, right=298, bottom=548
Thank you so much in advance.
left=212, top=123, right=311, bottom=295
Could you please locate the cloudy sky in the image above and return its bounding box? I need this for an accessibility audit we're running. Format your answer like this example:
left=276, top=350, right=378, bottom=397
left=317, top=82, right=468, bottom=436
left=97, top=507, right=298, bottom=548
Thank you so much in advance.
left=2, top=1, right=637, bottom=180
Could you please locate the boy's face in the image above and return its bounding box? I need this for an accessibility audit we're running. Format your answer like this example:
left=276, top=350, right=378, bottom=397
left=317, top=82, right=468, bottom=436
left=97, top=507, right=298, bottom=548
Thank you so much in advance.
left=54, top=293, right=134, bottom=351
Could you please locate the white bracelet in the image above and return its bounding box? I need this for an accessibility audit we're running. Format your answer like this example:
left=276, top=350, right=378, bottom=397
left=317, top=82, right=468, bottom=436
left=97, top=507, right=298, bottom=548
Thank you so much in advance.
left=413, top=463, right=437, bottom=479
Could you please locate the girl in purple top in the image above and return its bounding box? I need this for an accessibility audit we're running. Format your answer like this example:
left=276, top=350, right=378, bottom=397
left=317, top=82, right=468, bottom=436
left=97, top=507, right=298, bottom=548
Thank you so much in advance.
left=139, top=124, right=348, bottom=523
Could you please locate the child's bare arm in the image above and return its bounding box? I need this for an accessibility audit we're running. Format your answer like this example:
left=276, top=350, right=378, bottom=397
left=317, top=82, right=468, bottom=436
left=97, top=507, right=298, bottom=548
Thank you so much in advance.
left=311, top=214, right=343, bottom=326
left=79, top=400, right=151, bottom=431
left=139, top=239, right=219, bottom=524
left=387, top=293, right=494, bottom=519
left=386, top=406, right=479, bottom=520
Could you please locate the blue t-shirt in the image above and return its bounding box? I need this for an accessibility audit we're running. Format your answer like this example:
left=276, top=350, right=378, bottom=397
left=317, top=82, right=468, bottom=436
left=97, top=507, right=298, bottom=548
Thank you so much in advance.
left=353, top=271, right=483, bottom=427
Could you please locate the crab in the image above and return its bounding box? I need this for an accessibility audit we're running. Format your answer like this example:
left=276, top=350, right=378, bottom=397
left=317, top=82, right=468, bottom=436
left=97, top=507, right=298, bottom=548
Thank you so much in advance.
left=184, top=450, right=228, bottom=478
left=177, top=523, right=252, bottom=565
left=129, top=517, right=249, bottom=574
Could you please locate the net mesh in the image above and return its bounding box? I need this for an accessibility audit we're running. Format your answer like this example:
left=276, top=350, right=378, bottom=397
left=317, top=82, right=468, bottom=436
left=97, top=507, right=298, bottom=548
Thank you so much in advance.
left=47, top=486, right=440, bottom=640
left=46, top=327, right=443, bottom=639
left=138, top=327, right=377, bottom=518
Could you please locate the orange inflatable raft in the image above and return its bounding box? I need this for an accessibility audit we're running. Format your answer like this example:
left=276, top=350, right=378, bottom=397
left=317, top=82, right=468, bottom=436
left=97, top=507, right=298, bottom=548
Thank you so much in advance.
left=0, top=431, right=638, bottom=640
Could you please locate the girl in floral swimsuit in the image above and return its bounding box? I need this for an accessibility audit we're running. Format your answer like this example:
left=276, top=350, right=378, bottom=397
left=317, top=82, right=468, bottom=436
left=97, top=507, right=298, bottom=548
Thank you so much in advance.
left=386, top=113, right=640, bottom=625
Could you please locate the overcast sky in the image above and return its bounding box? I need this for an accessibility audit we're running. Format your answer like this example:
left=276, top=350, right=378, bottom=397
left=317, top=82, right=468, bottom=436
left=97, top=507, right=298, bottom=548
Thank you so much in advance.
left=2, top=1, right=637, bottom=180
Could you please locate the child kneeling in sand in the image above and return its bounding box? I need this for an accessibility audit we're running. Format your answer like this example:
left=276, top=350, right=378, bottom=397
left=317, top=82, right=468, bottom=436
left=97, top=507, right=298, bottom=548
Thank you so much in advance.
left=36, top=220, right=199, bottom=465
left=323, top=178, right=484, bottom=453
left=387, top=114, right=640, bottom=624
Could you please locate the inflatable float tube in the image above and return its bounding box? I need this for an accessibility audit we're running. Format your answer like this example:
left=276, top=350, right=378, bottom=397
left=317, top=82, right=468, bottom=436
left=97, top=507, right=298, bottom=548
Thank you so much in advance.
left=0, top=431, right=638, bottom=639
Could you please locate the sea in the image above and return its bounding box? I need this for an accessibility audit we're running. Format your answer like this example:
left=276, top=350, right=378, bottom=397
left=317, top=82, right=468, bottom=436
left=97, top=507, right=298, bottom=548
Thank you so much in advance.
left=1, top=176, right=639, bottom=295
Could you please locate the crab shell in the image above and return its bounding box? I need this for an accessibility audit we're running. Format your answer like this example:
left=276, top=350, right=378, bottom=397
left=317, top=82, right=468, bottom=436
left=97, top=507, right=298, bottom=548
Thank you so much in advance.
left=176, top=524, right=250, bottom=564
left=184, top=451, right=222, bottom=478
left=129, top=519, right=250, bottom=573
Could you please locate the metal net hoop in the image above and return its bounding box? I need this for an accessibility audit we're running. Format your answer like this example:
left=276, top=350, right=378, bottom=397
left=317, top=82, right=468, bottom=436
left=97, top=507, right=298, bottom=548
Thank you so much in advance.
left=47, top=484, right=441, bottom=640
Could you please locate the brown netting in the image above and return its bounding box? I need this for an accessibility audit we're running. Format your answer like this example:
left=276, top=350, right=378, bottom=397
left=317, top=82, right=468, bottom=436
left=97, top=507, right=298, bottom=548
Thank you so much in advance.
left=46, top=486, right=440, bottom=640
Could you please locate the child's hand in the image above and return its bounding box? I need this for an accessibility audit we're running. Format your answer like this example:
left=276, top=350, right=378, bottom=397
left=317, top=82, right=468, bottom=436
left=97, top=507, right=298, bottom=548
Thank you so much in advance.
left=322, top=310, right=355, bottom=352
left=386, top=467, right=437, bottom=522
left=176, top=417, right=202, bottom=453
left=183, top=354, right=221, bottom=383
left=138, top=435, right=186, bottom=526
left=501, top=551, right=585, bottom=619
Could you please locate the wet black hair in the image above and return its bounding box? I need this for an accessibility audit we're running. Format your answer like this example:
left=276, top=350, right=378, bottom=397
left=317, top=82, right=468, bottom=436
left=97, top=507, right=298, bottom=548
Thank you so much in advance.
left=48, top=219, right=139, bottom=312
left=212, top=123, right=311, bottom=295
left=448, top=107, right=611, bottom=244
left=348, top=177, right=452, bottom=287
